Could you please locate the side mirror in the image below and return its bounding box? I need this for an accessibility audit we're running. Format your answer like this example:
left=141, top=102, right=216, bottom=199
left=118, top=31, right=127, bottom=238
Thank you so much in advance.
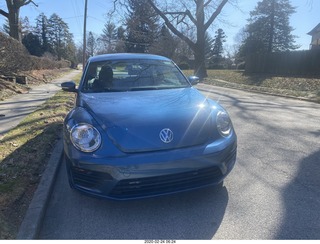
left=188, top=76, right=200, bottom=85
left=61, top=81, right=77, bottom=92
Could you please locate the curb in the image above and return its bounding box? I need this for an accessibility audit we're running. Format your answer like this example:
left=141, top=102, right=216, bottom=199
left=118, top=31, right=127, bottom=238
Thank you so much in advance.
left=16, top=138, right=64, bottom=239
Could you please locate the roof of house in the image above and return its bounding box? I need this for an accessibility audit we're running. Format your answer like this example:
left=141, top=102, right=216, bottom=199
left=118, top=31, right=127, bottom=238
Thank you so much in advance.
left=307, top=23, right=320, bottom=35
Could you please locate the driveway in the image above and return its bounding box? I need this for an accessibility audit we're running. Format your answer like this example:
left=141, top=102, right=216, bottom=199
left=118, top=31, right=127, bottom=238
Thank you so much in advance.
left=39, top=84, right=320, bottom=239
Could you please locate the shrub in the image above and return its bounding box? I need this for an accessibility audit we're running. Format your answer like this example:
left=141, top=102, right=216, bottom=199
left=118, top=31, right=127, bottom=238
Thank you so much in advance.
left=0, top=33, right=31, bottom=74
left=0, top=33, right=71, bottom=74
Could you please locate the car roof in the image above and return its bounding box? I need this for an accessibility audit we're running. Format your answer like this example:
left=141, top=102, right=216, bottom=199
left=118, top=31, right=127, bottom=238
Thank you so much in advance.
left=88, top=53, right=171, bottom=63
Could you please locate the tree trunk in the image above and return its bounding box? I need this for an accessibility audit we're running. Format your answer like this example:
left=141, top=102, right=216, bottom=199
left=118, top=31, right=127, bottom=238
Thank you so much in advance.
left=194, top=43, right=207, bottom=79
left=1, top=0, right=38, bottom=42
left=7, top=2, right=21, bottom=42
left=146, top=0, right=228, bottom=80
left=194, top=0, right=207, bottom=80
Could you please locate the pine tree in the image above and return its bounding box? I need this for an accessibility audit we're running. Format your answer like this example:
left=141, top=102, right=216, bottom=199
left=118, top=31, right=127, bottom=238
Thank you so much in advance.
left=100, top=21, right=117, bottom=53
left=207, top=29, right=226, bottom=68
left=1, top=19, right=10, bottom=35
left=243, top=0, right=298, bottom=55
left=125, top=0, right=159, bottom=53
left=212, top=29, right=226, bottom=58
left=20, top=16, right=32, bottom=37
left=149, top=25, right=176, bottom=58
left=22, top=32, right=43, bottom=56
left=115, top=26, right=126, bottom=53
left=48, top=13, right=73, bottom=60
left=204, top=32, right=214, bottom=60
left=35, top=13, right=50, bottom=54
left=86, top=31, right=97, bottom=57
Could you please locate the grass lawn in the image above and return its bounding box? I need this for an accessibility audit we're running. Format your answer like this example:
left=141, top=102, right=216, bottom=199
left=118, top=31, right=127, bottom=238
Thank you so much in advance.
left=0, top=72, right=81, bottom=239
left=183, top=69, right=320, bottom=102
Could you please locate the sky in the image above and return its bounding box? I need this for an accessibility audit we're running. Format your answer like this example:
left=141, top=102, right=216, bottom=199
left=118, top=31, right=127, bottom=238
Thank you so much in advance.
left=0, top=0, right=319, bottom=51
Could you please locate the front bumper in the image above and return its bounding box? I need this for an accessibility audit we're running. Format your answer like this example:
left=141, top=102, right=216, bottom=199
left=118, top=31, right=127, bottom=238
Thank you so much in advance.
left=64, top=140, right=237, bottom=200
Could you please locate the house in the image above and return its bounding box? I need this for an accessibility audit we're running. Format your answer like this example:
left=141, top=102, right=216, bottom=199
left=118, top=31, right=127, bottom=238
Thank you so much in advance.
left=307, top=23, right=320, bottom=50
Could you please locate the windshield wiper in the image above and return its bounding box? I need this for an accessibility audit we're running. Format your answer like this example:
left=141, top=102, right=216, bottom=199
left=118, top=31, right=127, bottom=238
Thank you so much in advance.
left=129, top=87, right=159, bottom=91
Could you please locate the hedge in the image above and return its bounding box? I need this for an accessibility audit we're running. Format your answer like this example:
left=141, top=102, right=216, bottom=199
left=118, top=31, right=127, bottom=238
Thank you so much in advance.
left=0, top=32, right=70, bottom=75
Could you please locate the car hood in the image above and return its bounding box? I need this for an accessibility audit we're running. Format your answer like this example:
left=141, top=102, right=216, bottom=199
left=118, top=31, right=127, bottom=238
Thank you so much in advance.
left=79, top=88, right=214, bottom=153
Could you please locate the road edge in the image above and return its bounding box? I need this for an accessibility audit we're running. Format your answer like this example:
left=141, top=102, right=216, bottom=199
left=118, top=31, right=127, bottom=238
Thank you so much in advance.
left=16, top=138, right=64, bottom=240
left=198, top=81, right=319, bottom=104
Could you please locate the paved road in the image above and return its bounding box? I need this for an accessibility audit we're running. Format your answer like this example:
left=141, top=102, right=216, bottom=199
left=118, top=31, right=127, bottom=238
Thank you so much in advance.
left=0, top=70, right=81, bottom=138
left=39, top=84, right=320, bottom=240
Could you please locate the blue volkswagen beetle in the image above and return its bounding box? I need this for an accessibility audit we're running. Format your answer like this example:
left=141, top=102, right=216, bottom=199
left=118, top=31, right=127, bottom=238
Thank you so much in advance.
left=61, top=53, right=237, bottom=200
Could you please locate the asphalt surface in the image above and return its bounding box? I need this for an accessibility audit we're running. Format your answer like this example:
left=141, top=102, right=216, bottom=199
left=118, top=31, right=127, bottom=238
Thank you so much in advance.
left=34, top=83, right=320, bottom=240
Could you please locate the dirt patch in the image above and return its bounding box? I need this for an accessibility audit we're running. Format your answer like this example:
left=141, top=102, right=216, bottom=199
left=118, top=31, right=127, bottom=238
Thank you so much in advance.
left=0, top=68, right=72, bottom=101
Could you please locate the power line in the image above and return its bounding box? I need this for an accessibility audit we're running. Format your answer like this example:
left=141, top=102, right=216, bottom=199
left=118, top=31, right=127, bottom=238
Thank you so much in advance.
left=71, top=0, right=83, bottom=36
left=83, top=0, right=88, bottom=68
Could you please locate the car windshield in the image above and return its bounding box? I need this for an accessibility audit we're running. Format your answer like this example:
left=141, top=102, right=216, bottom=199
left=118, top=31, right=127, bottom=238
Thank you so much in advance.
left=81, top=59, right=190, bottom=93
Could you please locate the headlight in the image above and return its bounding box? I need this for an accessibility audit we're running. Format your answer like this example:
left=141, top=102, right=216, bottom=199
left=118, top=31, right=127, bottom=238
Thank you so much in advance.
left=216, top=111, right=232, bottom=137
left=70, top=123, right=101, bottom=152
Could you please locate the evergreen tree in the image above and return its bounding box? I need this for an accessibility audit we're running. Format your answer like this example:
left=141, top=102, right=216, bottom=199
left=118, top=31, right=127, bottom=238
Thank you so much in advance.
left=212, top=28, right=226, bottom=58
left=35, top=13, right=50, bottom=54
left=87, top=31, right=97, bottom=57
left=1, top=19, right=10, bottom=35
left=64, top=36, right=78, bottom=68
left=204, top=32, right=214, bottom=60
left=1, top=16, right=30, bottom=37
left=114, top=26, right=126, bottom=53
left=48, top=13, right=73, bottom=60
left=22, top=32, right=43, bottom=56
left=125, top=0, right=159, bottom=53
left=150, top=25, right=176, bottom=58
left=20, top=16, right=32, bottom=37
left=243, top=0, right=298, bottom=55
left=99, top=21, right=117, bottom=53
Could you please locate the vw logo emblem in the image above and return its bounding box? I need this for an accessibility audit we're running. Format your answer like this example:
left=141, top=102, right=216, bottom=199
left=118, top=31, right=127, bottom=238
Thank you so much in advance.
left=159, top=128, right=174, bottom=143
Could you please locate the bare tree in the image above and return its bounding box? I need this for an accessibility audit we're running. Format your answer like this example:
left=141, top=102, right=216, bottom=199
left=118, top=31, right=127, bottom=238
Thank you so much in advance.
left=146, top=0, right=229, bottom=79
left=0, top=0, right=38, bottom=42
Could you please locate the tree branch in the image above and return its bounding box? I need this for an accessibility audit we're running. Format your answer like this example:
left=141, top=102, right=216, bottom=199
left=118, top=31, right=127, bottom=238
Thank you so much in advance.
left=0, top=9, right=9, bottom=18
left=31, top=1, right=38, bottom=7
left=16, top=0, right=38, bottom=8
left=147, top=0, right=196, bottom=50
left=163, top=10, right=197, bottom=25
left=204, top=0, right=213, bottom=8
left=204, top=0, right=228, bottom=30
left=185, top=10, right=197, bottom=25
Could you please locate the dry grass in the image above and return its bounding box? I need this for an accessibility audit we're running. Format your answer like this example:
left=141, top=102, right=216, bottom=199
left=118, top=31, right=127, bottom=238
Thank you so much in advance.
left=0, top=71, right=81, bottom=239
left=183, top=69, right=320, bottom=102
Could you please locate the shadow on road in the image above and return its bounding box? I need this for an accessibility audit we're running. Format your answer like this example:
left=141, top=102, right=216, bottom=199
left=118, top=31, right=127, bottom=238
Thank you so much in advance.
left=39, top=159, right=229, bottom=240
left=276, top=148, right=320, bottom=239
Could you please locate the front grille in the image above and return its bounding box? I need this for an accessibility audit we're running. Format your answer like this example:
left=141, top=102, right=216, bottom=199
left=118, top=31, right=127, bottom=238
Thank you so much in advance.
left=109, top=166, right=223, bottom=199
left=71, top=167, right=112, bottom=189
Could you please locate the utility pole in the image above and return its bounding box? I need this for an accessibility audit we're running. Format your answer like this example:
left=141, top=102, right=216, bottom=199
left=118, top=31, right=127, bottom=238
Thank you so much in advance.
left=82, top=0, right=88, bottom=69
